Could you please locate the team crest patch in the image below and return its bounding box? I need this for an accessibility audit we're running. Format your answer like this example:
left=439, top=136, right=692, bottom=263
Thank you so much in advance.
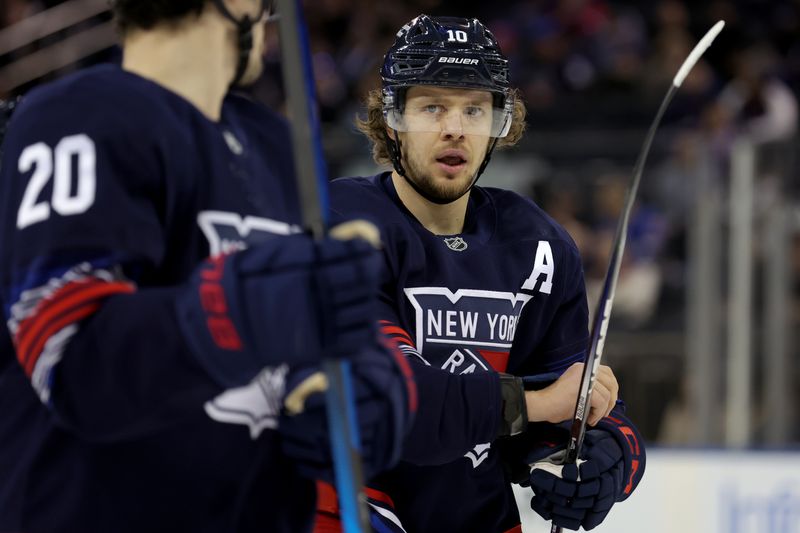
left=443, top=236, right=468, bottom=252
left=197, top=210, right=301, bottom=256
left=204, top=365, right=289, bottom=439
left=465, top=443, right=492, bottom=468
left=403, top=287, right=532, bottom=356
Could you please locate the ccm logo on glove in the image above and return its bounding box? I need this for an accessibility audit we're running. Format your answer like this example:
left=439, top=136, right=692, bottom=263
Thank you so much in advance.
left=198, top=255, right=242, bottom=351
left=607, top=416, right=640, bottom=495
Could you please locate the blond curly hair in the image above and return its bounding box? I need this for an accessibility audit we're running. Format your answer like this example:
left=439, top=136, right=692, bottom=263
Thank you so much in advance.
left=355, top=88, right=527, bottom=166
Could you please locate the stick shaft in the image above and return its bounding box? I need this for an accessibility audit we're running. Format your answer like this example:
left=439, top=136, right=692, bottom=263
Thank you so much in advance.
left=565, top=84, right=677, bottom=462
left=549, top=18, right=726, bottom=533
left=275, top=1, right=370, bottom=531
left=276, top=0, right=327, bottom=237
left=549, top=86, right=676, bottom=533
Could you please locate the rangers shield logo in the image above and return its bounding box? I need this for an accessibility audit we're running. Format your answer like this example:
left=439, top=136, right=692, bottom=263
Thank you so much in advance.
left=403, top=287, right=533, bottom=373
left=403, top=287, right=534, bottom=468
left=197, top=210, right=301, bottom=255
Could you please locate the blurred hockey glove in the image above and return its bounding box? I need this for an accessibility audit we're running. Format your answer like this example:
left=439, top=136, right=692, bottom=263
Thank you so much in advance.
left=526, top=411, right=645, bottom=531
left=278, top=336, right=416, bottom=481
left=175, top=227, right=382, bottom=388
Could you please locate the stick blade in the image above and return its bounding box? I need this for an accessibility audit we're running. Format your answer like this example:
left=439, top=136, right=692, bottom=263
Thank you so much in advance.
left=673, top=20, right=725, bottom=88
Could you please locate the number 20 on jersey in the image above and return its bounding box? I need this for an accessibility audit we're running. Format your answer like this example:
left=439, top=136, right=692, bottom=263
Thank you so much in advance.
left=16, top=134, right=96, bottom=230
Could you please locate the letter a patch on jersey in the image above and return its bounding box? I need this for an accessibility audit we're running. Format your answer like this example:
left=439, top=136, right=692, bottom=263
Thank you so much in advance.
left=521, top=240, right=554, bottom=294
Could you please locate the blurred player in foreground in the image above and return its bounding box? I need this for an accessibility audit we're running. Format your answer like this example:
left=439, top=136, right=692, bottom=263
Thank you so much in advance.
left=320, top=15, right=646, bottom=532
left=0, top=1, right=415, bottom=531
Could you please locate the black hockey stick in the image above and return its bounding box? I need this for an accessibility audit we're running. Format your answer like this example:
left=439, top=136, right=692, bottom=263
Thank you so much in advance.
left=274, top=1, right=370, bottom=532
left=550, top=20, right=724, bottom=533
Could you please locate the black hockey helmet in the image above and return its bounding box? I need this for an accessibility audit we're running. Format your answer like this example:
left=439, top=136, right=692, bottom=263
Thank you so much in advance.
left=379, top=15, right=515, bottom=203
left=380, top=15, right=513, bottom=138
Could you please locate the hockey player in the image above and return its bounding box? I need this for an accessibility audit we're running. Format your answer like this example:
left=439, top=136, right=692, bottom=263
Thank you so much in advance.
left=321, top=15, right=646, bottom=532
left=0, top=1, right=415, bottom=532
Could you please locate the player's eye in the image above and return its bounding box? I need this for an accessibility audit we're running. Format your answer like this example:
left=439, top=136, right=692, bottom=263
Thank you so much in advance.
left=464, top=106, right=485, bottom=118
left=421, top=104, right=444, bottom=115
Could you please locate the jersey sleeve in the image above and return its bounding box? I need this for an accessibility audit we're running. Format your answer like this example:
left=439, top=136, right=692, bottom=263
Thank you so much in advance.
left=377, top=316, right=503, bottom=466
left=0, top=88, right=218, bottom=441
left=512, top=240, right=590, bottom=376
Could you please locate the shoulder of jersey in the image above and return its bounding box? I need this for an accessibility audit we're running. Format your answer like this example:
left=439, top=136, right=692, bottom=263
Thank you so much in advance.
left=223, top=92, right=291, bottom=146
left=329, top=175, right=404, bottom=220
left=224, top=92, right=289, bottom=131
left=479, top=186, right=579, bottom=251
left=13, top=64, right=197, bottom=137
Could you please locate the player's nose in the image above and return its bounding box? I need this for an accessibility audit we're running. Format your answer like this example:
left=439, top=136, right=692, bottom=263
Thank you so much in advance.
left=440, top=112, right=464, bottom=138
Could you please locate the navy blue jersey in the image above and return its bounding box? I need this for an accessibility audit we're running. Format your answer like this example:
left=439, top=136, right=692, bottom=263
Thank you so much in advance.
left=0, top=65, right=314, bottom=532
left=329, top=173, right=590, bottom=532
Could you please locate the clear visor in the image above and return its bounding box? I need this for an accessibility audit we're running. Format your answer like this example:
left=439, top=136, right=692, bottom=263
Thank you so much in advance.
left=384, top=89, right=513, bottom=138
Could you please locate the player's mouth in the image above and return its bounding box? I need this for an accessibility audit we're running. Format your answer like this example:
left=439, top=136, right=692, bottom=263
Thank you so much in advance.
left=435, top=149, right=468, bottom=176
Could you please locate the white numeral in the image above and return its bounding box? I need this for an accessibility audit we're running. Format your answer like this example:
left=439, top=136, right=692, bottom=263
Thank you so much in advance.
left=53, top=135, right=96, bottom=216
left=446, top=29, right=468, bottom=43
left=17, top=134, right=97, bottom=229
left=17, top=143, right=52, bottom=229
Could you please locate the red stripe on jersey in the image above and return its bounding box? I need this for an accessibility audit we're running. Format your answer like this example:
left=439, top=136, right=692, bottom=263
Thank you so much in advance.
left=313, top=480, right=344, bottom=533
left=15, top=279, right=135, bottom=375
left=16, top=280, right=135, bottom=364
left=313, top=511, right=343, bottom=533
left=379, top=334, right=418, bottom=413
left=378, top=323, right=415, bottom=347
left=504, top=525, right=523, bottom=533
left=15, top=281, right=91, bottom=342
left=478, top=349, right=510, bottom=372
left=22, top=302, right=100, bottom=376
left=364, top=487, right=396, bottom=509
left=315, top=480, right=339, bottom=516
left=313, top=481, right=398, bottom=533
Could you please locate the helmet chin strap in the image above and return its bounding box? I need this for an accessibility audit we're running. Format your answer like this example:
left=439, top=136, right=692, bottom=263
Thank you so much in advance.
left=385, top=129, right=500, bottom=206
left=212, top=0, right=258, bottom=87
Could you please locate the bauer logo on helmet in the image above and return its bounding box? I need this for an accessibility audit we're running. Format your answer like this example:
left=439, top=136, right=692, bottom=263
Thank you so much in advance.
left=438, top=57, right=480, bottom=65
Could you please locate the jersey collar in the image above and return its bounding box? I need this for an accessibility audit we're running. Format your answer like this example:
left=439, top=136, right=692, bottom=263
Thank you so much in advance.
left=378, top=171, right=496, bottom=246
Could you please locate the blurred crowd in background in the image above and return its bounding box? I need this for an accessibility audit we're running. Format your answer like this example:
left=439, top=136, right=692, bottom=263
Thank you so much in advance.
left=2, top=0, right=799, bottom=444
left=264, top=0, right=800, bottom=343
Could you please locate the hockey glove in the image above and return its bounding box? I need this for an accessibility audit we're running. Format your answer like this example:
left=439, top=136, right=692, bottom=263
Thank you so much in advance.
left=278, top=336, right=415, bottom=481
left=526, top=412, right=645, bottom=531
left=176, top=232, right=381, bottom=388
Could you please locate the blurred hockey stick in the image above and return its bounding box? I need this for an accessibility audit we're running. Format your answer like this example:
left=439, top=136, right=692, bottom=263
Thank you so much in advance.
left=274, top=1, right=370, bottom=532
left=550, top=20, right=725, bottom=533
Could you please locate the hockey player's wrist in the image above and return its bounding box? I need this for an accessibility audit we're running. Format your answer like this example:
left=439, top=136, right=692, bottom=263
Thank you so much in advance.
left=524, top=389, right=561, bottom=424
left=498, top=373, right=527, bottom=437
